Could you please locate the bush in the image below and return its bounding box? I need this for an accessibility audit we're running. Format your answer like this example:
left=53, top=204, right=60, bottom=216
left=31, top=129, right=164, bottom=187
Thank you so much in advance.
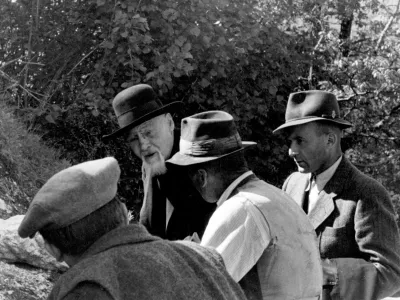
left=0, top=102, right=70, bottom=213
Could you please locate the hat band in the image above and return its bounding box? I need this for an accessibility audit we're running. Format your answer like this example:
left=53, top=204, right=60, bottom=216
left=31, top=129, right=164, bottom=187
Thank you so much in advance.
left=179, top=133, right=242, bottom=157
left=117, top=100, right=161, bottom=119
left=117, top=100, right=162, bottom=128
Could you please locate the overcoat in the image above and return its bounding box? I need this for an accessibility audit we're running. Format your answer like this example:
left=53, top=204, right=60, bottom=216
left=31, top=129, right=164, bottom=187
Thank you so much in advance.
left=283, top=156, right=400, bottom=300
left=48, top=224, right=247, bottom=300
left=139, top=131, right=216, bottom=240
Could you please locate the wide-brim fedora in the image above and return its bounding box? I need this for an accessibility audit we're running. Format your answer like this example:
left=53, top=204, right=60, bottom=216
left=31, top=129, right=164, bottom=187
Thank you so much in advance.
left=166, top=111, right=256, bottom=167
left=103, top=84, right=182, bottom=140
left=273, top=90, right=352, bottom=133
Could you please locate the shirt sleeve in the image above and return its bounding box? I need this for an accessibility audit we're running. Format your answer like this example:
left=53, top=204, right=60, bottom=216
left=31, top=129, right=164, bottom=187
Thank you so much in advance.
left=201, top=195, right=271, bottom=282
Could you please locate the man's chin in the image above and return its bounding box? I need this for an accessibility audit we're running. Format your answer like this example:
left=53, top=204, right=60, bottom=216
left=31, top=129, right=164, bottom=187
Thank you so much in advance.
left=142, top=154, right=167, bottom=176
left=297, top=167, right=310, bottom=174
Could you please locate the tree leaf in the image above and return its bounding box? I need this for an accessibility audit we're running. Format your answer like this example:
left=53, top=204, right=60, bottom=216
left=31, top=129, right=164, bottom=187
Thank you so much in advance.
left=45, top=114, right=56, bottom=124
left=190, top=27, right=201, bottom=37
left=102, top=41, right=114, bottom=49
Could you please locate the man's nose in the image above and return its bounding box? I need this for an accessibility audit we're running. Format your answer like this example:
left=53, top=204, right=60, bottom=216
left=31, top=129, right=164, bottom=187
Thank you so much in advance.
left=288, top=142, right=297, bottom=158
left=138, top=135, right=150, bottom=151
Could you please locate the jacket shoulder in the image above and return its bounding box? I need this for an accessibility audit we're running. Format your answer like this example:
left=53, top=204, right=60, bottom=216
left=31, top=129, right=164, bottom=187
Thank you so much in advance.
left=282, top=172, right=305, bottom=191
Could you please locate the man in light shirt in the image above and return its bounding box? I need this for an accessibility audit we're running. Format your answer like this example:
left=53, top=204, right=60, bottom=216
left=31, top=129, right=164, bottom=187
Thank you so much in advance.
left=274, top=90, right=400, bottom=300
left=167, top=110, right=322, bottom=300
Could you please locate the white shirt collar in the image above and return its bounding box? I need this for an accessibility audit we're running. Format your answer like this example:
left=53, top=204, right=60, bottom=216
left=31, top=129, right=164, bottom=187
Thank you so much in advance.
left=217, top=171, right=254, bottom=207
left=308, top=155, right=342, bottom=192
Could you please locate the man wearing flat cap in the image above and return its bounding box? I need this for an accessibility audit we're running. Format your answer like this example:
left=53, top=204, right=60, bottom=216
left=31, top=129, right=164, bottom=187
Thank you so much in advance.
left=103, top=84, right=215, bottom=240
left=18, top=157, right=247, bottom=300
left=167, top=110, right=323, bottom=300
left=274, top=90, right=400, bottom=300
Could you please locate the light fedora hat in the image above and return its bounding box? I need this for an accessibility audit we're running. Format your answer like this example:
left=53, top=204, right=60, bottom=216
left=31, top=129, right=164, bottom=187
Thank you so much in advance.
left=273, top=90, right=352, bottom=133
left=166, top=111, right=256, bottom=166
left=103, top=84, right=182, bottom=140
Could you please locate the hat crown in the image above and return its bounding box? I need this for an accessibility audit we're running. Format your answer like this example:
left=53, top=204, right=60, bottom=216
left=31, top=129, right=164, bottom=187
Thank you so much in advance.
left=286, top=90, right=340, bottom=121
left=181, top=111, right=237, bottom=142
left=103, top=84, right=182, bottom=140
left=112, top=84, right=161, bottom=118
left=273, top=90, right=352, bottom=133
left=166, top=111, right=256, bottom=166
left=179, top=111, right=244, bottom=157
left=18, top=157, right=121, bottom=238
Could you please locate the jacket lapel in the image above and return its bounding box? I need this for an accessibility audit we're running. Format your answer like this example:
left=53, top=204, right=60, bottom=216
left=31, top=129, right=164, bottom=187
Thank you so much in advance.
left=308, top=190, right=336, bottom=229
left=287, top=175, right=309, bottom=208
left=307, top=157, right=351, bottom=230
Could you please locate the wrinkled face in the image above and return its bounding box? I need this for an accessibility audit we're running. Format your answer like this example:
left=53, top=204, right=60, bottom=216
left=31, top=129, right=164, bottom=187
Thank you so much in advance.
left=126, top=114, right=175, bottom=168
left=287, top=122, right=330, bottom=175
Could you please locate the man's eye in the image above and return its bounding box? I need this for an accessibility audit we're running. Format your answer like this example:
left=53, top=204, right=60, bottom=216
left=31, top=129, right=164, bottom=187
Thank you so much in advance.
left=127, top=136, right=138, bottom=143
left=144, top=131, right=154, bottom=138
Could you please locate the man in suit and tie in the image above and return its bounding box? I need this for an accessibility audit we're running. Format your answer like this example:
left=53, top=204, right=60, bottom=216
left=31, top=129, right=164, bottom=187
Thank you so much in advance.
left=274, top=90, right=400, bottom=300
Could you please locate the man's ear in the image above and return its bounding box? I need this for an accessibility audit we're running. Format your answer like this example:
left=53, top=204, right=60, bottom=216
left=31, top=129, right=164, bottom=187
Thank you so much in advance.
left=188, top=168, right=208, bottom=189
left=327, top=131, right=337, bottom=147
left=197, top=169, right=208, bottom=188
left=43, top=240, right=64, bottom=262
left=165, top=113, right=175, bottom=132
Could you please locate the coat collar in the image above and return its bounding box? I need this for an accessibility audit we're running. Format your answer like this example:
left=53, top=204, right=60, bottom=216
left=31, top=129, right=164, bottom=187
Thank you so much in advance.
left=292, top=156, right=353, bottom=230
left=80, top=224, right=159, bottom=261
left=217, top=171, right=254, bottom=207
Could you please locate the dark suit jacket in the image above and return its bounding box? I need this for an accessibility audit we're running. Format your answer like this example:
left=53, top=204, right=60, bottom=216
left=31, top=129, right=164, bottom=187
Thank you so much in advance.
left=139, top=131, right=215, bottom=240
left=283, top=157, right=400, bottom=300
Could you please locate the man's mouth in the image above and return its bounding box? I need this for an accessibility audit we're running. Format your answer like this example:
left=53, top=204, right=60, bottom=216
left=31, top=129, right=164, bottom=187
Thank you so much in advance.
left=144, top=153, right=157, bottom=160
left=295, top=160, right=306, bottom=167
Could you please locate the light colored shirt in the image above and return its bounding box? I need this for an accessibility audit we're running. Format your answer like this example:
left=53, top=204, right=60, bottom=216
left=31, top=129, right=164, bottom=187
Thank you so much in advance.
left=307, top=156, right=342, bottom=213
left=201, top=171, right=271, bottom=282
left=165, top=199, right=174, bottom=228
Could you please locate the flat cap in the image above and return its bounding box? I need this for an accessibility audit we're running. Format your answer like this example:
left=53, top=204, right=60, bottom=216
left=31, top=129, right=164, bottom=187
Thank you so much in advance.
left=18, top=157, right=120, bottom=238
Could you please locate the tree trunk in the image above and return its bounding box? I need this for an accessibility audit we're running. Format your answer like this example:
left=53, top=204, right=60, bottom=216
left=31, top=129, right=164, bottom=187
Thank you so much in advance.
left=339, top=14, right=353, bottom=57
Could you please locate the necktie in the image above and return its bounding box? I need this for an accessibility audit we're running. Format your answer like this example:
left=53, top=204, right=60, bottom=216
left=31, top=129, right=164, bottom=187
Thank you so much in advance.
left=302, top=174, right=316, bottom=214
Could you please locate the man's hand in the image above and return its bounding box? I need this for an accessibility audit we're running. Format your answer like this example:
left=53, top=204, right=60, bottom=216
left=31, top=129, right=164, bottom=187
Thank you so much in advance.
left=184, top=232, right=201, bottom=243
left=322, top=258, right=338, bottom=287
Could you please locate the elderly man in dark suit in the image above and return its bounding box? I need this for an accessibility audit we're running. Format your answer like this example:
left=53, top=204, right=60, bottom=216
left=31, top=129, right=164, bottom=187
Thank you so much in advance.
left=103, top=84, right=215, bottom=240
left=17, top=157, right=247, bottom=300
left=274, top=90, right=400, bottom=300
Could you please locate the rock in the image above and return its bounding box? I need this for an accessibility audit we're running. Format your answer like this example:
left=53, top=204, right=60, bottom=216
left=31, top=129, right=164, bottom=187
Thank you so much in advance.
left=0, top=260, right=60, bottom=300
left=0, top=198, right=13, bottom=220
left=0, top=199, right=11, bottom=213
left=0, top=215, right=68, bottom=272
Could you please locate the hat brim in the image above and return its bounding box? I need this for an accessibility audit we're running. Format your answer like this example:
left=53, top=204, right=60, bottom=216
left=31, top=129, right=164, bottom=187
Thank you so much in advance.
left=273, top=117, right=352, bottom=134
left=166, top=141, right=257, bottom=167
left=103, top=101, right=182, bottom=141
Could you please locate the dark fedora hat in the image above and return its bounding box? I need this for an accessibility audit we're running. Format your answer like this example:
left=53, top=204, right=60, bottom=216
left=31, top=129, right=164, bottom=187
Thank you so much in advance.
left=166, top=111, right=256, bottom=166
left=273, top=90, right=352, bottom=133
left=103, top=84, right=182, bottom=140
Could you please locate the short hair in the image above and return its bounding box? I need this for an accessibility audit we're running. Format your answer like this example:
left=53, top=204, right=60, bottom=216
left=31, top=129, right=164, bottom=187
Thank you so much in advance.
left=40, top=198, right=128, bottom=256
left=315, top=121, right=342, bottom=137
